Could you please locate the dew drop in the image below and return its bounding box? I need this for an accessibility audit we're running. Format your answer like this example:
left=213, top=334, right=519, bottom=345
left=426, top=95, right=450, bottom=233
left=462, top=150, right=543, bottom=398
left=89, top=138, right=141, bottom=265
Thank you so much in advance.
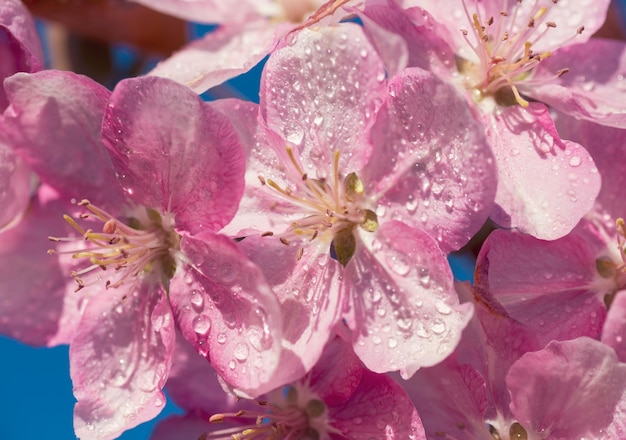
left=431, top=319, right=446, bottom=335
left=228, top=360, right=236, bottom=370
left=372, top=335, right=381, bottom=345
left=387, top=253, right=411, bottom=276
left=435, top=301, right=452, bottom=315
left=192, top=314, right=211, bottom=335
left=234, top=343, right=250, bottom=362
left=154, top=397, right=164, bottom=407
left=190, top=290, right=204, bottom=309
left=568, top=156, right=582, bottom=167
left=387, top=337, right=398, bottom=349
left=217, top=332, right=227, bottom=344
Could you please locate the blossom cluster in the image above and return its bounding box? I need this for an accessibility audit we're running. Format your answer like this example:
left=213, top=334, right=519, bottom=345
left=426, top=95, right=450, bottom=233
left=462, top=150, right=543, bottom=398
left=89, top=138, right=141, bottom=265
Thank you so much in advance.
left=1, top=0, right=626, bottom=438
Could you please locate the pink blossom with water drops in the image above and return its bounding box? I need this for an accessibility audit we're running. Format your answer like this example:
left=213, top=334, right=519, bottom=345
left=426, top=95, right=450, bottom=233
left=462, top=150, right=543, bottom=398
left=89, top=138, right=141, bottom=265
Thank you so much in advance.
left=223, top=22, right=497, bottom=381
left=0, top=70, right=283, bottom=438
left=361, top=0, right=604, bottom=240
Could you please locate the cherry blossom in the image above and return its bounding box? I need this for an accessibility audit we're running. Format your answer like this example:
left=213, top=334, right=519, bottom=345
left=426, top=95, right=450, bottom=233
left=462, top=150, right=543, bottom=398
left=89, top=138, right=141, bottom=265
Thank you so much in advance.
left=221, top=22, right=497, bottom=381
left=360, top=0, right=604, bottom=239
left=0, top=71, right=283, bottom=438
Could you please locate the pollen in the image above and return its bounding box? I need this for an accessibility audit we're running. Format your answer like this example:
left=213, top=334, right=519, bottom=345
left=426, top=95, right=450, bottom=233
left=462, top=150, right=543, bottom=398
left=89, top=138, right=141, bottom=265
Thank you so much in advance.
left=457, top=0, right=581, bottom=107
left=48, top=200, right=180, bottom=292
left=259, top=146, right=378, bottom=266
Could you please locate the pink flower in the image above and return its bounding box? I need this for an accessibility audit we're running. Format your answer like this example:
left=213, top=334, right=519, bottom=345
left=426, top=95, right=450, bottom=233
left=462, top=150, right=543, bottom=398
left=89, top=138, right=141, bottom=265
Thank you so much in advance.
left=153, top=335, right=426, bottom=439
left=132, top=0, right=352, bottom=93
left=360, top=0, right=604, bottom=239
left=405, top=285, right=626, bottom=439
left=224, top=23, right=497, bottom=380
left=0, top=71, right=283, bottom=438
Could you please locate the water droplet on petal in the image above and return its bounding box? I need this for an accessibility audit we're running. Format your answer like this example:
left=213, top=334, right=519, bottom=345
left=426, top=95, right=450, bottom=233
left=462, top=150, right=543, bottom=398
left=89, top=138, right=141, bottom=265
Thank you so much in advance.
left=217, top=333, right=227, bottom=344
left=192, top=314, right=211, bottom=335
left=431, top=319, right=446, bottom=335
left=190, top=290, right=204, bottom=310
left=569, top=156, right=582, bottom=167
left=228, top=360, right=236, bottom=370
left=234, top=343, right=249, bottom=362
left=387, top=337, right=398, bottom=349
left=435, top=301, right=452, bottom=315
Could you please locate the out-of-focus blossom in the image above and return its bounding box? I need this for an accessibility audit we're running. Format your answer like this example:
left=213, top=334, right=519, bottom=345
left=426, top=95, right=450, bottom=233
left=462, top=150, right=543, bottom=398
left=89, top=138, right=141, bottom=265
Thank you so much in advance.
left=153, top=335, right=426, bottom=439
left=0, top=71, right=283, bottom=438
left=132, top=0, right=353, bottom=93
left=0, top=0, right=44, bottom=230
left=405, top=284, right=626, bottom=439
left=223, top=23, right=497, bottom=381
left=360, top=0, right=605, bottom=239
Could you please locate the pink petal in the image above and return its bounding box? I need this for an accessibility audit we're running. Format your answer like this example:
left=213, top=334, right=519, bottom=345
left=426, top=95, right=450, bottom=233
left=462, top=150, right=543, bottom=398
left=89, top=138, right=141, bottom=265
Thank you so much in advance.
left=71, top=283, right=175, bottom=439
left=486, top=103, right=600, bottom=240
left=2, top=71, right=125, bottom=208
left=260, top=23, right=387, bottom=173
left=0, top=0, right=43, bottom=108
left=148, top=23, right=285, bottom=94
left=476, top=226, right=608, bottom=344
left=345, top=220, right=473, bottom=377
left=331, top=368, right=425, bottom=439
left=0, top=143, right=31, bottom=230
left=507, top=338, right=626, bottom=438
left=0, top=186, right=85, bottom=346
left=531, top=39, right=626, bottom=128
left=166, top=332, right=238, bottom=414
left=170, top=232, right=283, bottom=397
left=554, top=113, right=626, bottom=224
left=359, top=3, right=455, bottom=79
left=363, top=67, right=496, bottom=253
left=238, top=234, right=345, bottom=384
left=603, top=291, right=626, bottom=363
left=102, top=76, right=245, bottom=234
left=151, top=415, right=212, bottom=440
left=129, top=0, right=262, bottom=23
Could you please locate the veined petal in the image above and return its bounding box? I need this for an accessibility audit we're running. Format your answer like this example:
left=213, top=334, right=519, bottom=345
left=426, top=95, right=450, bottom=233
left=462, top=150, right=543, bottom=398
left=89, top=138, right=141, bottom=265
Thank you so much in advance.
left=486, top=103, right=600, bottom=240
left=364, top=67, right=495, bottom=253
left=71, top=282, right=175, bottom=439
left=170, top=232, right=282, bottom=397
left=345, top=220, right=473, bottom=377
left=531, top=39, right=626, bottom=128
left=148, top=23, right=285, bottom=94
left=260, top=23, right=386, bottom=174
left=103, top=76, right=246, bottom=234
left=151, top=414, right=212, bottom=440
left=2, top=71, right=124, bottom=208
left=238, top=234, right=345, bottom=384
left=507, top=338, right=626, bottom=439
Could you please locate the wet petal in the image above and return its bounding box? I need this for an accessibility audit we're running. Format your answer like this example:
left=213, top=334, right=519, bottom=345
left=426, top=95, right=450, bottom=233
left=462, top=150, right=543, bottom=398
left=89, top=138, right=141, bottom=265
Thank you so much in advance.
left=260, top=23, right=386, bottom=173
left=345, top=220, right=473, bottom=377
left=486, top=103, right=600, bottom=240
left=507, top=338, right=626, bottom=438
left=72, top=283, right=175, bottom=439
left=0, top=142, right=31, bottom=231
left=2, top=71, right=124, bottom=208
left=103, top=76, right=246, bottom=234
left=148, top=23, right=284, bottom=94
left=531, top=39, right=626, bottom=128
left=151, top=414, right=212, bottom=440
left=602, top=291, right=626, bottom=363
left=129, top=0, right=264, bottom=23
left=170, top=232, right=282, bottom=397
left=364, top=67, right=495, bottom=252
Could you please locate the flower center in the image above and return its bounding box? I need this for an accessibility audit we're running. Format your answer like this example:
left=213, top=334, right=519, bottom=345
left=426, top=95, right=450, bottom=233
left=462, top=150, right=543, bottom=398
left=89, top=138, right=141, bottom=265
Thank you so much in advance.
left=487, top=421, right=528, bottom=440
left=456, top=0, right=580, bottom=107
left=259, top=147, right=378, bottom=266
left=206, top=384, right=333, bottom=439
left=48, top=200, right=180, bottom=292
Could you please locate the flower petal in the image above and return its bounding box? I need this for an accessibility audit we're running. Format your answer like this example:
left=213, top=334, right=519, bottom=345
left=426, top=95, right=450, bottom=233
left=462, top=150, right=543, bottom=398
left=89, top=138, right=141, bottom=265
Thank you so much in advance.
left=71, top=282, right=175, bottom=439
left=0, top=142, right=31, bottom=230
left=260, top=23, right=386, bottom=173
left=345, top=220, right=473, bottom=377
left=148, top=23, right=284, bottom=94
left=170, top=232, right=283, bottom=397
left=103, top=76, right=246, bottom=234
left=129, top=0, right=262, bottom=23
left=151, top=414, right=212, bottom=440
left=363, top=67, right=496, bottom=252
left=507, top=338, right=626, bottom=438
left=2, top=71, right=124, bottom=208
left=602, top=291, right=626, bottom=363
left=486, top=103, right=600, bottom=240
left=531, top=39, right=626, bottom=128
